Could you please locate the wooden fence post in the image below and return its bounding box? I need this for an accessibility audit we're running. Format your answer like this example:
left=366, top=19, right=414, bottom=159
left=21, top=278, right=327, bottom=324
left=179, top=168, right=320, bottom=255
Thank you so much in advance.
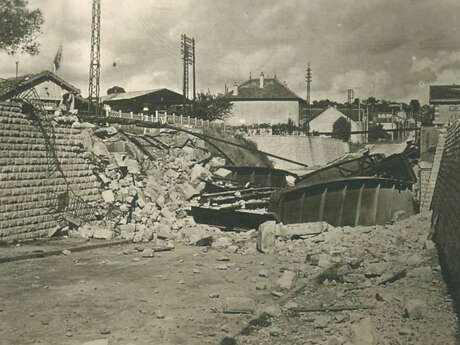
left=155, top=110, right=159, bottom=122
left=180, top=114, right=183, bottom=125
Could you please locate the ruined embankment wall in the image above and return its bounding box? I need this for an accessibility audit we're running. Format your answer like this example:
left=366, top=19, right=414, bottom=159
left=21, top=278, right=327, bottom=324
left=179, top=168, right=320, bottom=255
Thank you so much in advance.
left=431, top=120, right=460, bottom=309
left=248, top=136, right=349, bottom=172
left=0, top=103, right=100, bottom=242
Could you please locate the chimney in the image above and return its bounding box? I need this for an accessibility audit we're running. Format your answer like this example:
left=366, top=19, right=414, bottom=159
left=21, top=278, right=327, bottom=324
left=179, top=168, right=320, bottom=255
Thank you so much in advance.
left=259, top=72, right=264, bottom=88
left=233, top=82, right=238, bottom=96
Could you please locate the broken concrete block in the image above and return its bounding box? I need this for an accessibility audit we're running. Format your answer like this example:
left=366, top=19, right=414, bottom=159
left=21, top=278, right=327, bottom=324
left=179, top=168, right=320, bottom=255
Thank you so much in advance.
left=351, top=317, right=378, bottom=345
left=404, top=299, right=427, bottom=319
left=365, top=262, right=389, bottom=278
left=142, top=248, right=155, bottom=257
left=187, top=228, right=213, bottom=246
left=180, top=183, right=198, bottom=200
left=213, top=237, right=233, bottom=249
left=277, top=222, right=327, bottom=238
left=191, top=164, right=211, bottom=183
left=156, top=223, right=172, bottom=239
left=285, top=175, right=296, bottom=186
left=93, top=228, right=114, bottom=240
left=276, top=270, right=296, bottom=290
left=410, top=266, right=433, bottom=283
left=125, top=158, right=140, bottom=174
left=214, top=168, right=232, bottom=179
left=76, top=224, right=95, bottom=239
left=102, top=190, right=115, bottom=203
left=113, top=152, right=127, bottom=167
left=209, top=157, right=226, bottom=167
left=223, top=297, right=255, bottom=314
left=257, top=221, right=276, bottom=254
left=92, top=142, right=110, bottom=156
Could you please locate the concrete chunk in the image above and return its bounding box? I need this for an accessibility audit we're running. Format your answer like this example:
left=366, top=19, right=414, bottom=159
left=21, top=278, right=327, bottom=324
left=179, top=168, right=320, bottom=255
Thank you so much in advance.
left=257, top=221, right=276, bottom=254
left=101, top=190, right=115, bottom=203
left=351, top=317, right=378, bottom=345
left=276, top=270, right=296, bottom=290
left=214, top=168, right=232, bottom=179
left=223, top=297, right=255, bottom=314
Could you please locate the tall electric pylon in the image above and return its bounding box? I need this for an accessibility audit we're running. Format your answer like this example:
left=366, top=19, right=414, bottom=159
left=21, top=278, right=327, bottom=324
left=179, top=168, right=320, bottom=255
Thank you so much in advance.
left=181, top=34, right=195, bottom=114
left=88, top=0, right=101, bottom=113
left=305, top=63, right=312, bottom=123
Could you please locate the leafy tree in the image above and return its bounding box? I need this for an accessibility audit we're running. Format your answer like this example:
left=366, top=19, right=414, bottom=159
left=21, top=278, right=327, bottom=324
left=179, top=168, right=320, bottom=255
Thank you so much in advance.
left=194, top=92, right=233, bottom=121
left=368, top=123, right=390, bottom=141
left=332, top=117, right=351, bottom=141
left=0, top=0, right=44, bottom=55
left=107, top=86, right=126, bottom=95
left=409, top=99, right=421, bottom=119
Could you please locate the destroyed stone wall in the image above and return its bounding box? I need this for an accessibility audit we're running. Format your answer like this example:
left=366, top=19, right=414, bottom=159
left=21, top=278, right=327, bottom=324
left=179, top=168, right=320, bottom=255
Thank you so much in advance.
left=0, top=102, right=100, bottom=242
left=431, top=120, right=460, bottom=309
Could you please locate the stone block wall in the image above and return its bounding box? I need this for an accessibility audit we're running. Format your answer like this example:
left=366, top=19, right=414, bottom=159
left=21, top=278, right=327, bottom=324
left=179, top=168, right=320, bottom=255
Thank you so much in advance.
left=431, top=121, right=460, bottom=308
left=0, top=102, right=101, bottom=242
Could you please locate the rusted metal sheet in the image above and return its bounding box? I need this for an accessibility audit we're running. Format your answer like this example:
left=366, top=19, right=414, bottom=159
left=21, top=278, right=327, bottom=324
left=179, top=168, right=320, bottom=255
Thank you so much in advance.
left=296, top=154, right=385, bottom=187
left=219, top=166, right=298, bottom=188
left=296, top=153, right=416, bottom=187
left=269, top=177, right=416, bottom=227
left=364, top=153, right=417, bottom=183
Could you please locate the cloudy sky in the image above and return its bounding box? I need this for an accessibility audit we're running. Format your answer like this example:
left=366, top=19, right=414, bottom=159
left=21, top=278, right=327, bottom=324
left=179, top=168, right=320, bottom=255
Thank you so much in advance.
left=2, top=0, right=460, bottom=103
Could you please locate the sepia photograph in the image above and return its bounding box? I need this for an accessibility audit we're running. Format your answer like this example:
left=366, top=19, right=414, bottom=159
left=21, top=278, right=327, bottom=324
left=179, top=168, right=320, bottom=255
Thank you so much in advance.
left=0, top=0, right=459, bottom=344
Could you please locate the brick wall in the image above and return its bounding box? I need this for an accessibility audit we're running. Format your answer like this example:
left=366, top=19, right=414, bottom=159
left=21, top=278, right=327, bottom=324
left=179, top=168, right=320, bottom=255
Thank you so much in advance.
left=0, top=102, right=101, bottom=242
left=431, top=121, right=460, bottom=308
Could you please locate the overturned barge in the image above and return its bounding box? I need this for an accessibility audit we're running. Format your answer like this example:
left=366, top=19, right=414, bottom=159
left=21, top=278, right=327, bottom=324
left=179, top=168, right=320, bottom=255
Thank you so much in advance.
left=190, top=153, right=417, bottom=229
left=269, top=177, right=416, bottom=227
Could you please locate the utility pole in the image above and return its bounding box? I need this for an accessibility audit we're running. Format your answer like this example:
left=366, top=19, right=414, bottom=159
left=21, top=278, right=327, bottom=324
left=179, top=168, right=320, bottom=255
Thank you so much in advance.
left=305, top=63, right=312, bottom=128
left=15, top=61, right=19, bottom=77
left=181, top=34, right=195, bottom=115
left=88, top=0, right=101, bottom=114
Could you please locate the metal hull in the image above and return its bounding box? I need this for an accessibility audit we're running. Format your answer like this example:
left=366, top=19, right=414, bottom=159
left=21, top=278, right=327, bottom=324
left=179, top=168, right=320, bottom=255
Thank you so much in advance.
left=270, top=177, right=416, bottom=227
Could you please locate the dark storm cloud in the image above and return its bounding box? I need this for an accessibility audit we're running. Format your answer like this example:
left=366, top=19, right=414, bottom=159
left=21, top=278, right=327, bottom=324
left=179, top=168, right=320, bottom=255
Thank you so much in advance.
left=2, top=0, right=460, bottom=103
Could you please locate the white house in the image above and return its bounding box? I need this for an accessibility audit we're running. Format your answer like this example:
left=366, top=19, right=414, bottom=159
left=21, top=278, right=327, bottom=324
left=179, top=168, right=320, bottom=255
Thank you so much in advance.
left=225, top=72, right=306, bottom=126
left=308, top=106, right=365, bottom=144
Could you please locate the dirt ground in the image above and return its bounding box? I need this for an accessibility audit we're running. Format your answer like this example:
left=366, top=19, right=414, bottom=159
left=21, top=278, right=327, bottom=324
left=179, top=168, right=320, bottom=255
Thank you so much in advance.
left=0, top=213, right=458, bottom=345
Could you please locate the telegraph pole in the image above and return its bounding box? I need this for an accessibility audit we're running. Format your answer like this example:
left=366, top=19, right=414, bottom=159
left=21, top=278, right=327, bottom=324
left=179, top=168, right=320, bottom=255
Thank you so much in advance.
left=88, top=0, right=101, bottom=114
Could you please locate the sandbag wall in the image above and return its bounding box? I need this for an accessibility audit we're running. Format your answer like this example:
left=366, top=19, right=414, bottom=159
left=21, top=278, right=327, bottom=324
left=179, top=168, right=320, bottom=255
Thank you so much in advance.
left=0, top=102, right=100, bottom=242
left=431, top=120, right=460, bottom=308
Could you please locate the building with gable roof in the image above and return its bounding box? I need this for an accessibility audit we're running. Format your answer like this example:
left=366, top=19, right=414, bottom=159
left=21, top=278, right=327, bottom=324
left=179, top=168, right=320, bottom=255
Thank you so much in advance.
left=100, top=88, right=184, bottom=114
left=0, top=70, right=82, bottom=112
left=308, top=106, right=365, bottom=144
left=225, top=72, right=306, bottom=126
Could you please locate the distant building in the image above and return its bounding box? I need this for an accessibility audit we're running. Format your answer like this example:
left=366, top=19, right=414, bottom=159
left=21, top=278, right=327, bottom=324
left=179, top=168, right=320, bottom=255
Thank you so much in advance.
left=225, top=72, right=306, bottom=126
left=0, top=70, right=82, bottom=112
left=429, top=85, right=460, bottom=125
left=101, top=88, right=184, bottom=114
left=308, top=106, right=365, bottom=144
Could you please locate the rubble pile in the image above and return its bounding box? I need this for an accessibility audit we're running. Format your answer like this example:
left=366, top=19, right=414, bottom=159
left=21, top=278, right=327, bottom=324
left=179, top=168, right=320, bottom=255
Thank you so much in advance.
left=69, top=125, right=208, bottom=242
left=229, top=213, right=458, bottom=345
left=66, top=124, right=264, bottom=252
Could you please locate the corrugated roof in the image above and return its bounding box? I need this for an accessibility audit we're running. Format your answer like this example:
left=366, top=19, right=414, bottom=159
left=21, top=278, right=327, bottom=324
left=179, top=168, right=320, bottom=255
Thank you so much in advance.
left=100, top=88, right=165, bottom=102
left=0, top=70, right=80, bottom=101
left=429, top=85, right=460, bottom=102
left=227, top=78, right=303, bottom=100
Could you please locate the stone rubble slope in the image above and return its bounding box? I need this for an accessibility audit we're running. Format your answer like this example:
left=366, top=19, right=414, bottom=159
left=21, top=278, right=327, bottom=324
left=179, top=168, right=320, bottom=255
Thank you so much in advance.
left=229, top=213, right=458, bottom=345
